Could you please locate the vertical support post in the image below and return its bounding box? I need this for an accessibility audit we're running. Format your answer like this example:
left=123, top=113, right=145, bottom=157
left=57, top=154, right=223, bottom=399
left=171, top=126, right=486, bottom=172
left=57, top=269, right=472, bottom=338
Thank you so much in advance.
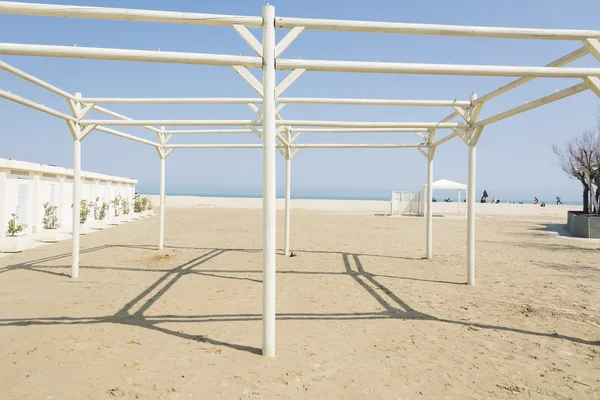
left=71, top=92, right=83, bottom=279
left=158, top=153, right=166, bottom=250
left=466, top=92, right=478, bottom=286
left=426, top=149, right=433, bottom=259
left=284, top=130, right=292, bottom=257
left=262, top=3, right=277, bottom=358
left=0, top=170, right=6, bottom=241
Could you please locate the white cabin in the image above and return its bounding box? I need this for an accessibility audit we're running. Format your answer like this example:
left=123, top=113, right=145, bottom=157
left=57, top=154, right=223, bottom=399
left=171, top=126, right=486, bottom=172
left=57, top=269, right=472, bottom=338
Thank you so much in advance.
left=0, top=158, right=137, bottom=238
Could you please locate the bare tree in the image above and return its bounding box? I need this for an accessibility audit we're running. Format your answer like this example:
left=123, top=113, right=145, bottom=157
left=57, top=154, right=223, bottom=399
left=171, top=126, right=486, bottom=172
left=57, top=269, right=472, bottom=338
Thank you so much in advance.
left=553, top=126, right=600, bottom=214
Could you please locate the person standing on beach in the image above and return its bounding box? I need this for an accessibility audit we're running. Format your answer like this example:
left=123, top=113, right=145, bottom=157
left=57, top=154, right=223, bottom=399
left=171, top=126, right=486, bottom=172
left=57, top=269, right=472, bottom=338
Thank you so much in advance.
left=482, top=190, right=488, bottom=203
left=556, top=196, right=563, bottom=205
left=534, top=197, right=539, bottom=204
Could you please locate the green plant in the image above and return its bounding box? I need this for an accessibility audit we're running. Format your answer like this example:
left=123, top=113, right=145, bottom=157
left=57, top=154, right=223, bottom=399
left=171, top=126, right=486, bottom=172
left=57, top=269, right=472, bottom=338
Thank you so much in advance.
left=111, top=195, right=122, bottom=217
left=120, top=198, right=130, bottom=215
left=133, top=194, right=143, bottom=213
left=141, top=196, right=149, bottom=211
left=98, top=202, right=108, bottom=220
left=93, top=197, right=101, bottom=220
left=7, top=213, right=26, bottom=237
left=80, top=200, right=91, bottom=224
left=42, top=202, right=59, bottom=230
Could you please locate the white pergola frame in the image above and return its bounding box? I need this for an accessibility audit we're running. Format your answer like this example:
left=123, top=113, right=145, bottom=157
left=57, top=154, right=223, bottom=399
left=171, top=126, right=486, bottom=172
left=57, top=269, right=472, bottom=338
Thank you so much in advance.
left=1, top=2, right=600, bottom=357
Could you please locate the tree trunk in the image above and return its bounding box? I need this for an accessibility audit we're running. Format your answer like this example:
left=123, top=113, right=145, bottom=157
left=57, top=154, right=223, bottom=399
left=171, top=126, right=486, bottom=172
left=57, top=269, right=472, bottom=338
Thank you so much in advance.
left=583, top=185, right=590, bottom=214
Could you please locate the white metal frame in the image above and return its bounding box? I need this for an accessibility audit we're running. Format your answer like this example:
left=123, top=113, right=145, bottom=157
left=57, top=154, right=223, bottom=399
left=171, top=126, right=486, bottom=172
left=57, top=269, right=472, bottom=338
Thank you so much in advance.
left=1, top=1, right=599, bottom=357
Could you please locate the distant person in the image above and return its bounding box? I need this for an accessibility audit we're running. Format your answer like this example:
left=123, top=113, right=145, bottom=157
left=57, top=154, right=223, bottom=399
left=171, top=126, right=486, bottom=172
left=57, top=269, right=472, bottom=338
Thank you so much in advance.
left=540, top=202, right=546, bottom=207
left=482, top=189, right=489, bottom=203
left=432, top=198, right=437, bottom=202
left=492, top=197, right=496, bottom=204
left=534, top=197, right=539, bottom=204
left=556, top=196, right=563, bottom=205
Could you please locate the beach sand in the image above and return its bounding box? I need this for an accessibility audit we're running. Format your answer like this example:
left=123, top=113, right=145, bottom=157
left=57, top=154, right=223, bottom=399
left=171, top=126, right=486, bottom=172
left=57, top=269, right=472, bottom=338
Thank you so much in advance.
left=0, top=197, right=598, bottom=399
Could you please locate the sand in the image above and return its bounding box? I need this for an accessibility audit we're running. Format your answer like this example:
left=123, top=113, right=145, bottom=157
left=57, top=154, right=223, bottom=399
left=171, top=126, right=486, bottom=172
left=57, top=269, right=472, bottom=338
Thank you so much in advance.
left=0, top=198, right=599, bottom=399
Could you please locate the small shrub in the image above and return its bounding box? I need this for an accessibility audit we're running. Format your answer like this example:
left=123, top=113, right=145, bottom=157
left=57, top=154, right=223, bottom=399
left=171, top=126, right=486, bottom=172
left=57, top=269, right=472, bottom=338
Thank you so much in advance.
left=141, top=196, right=149, bottom=211
left=80, top=200, right=91, bottom=224
left=120, top=198, right=130, bottom=215
left=111, top=195, right=122, bottom=217
left=98, top=202, right=108, bottom=220
left=147, top=197, right=153, bottom=210
left=42, top=202, right=59, bottom=230
left=133, top=194, right=144, bottom=213
left=7, top=213, right=26, bottom=237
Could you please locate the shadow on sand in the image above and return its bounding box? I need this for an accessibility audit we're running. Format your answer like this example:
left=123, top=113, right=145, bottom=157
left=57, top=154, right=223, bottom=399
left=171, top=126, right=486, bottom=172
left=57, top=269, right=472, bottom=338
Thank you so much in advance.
left=0, top=244, right=598, bottom=354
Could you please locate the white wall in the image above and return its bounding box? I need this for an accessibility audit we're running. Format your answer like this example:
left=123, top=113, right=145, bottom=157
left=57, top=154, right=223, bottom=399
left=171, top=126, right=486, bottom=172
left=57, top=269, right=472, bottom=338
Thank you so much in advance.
left=0, top=158, right=136, bottom=239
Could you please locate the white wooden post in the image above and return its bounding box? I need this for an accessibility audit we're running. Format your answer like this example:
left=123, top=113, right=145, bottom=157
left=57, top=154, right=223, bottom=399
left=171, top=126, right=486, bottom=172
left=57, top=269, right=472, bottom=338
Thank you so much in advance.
left=70, top=92, right=83, bottom=279
left=426, top=148, right=433, bottom=259
left=284, top=130, right=292, bottom=256
left=158, top=152, right=166, bottom=250
left=262, top=3, right=277, bottom=358
left=466, top=92, right=478, bottom=285
left=0, top=170, right=6, bottom=241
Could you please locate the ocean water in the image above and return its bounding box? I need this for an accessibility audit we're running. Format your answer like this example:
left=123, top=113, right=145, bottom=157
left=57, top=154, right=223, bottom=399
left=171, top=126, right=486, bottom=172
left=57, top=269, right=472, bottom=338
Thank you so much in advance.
left=154, top=191, right=583, bottom=206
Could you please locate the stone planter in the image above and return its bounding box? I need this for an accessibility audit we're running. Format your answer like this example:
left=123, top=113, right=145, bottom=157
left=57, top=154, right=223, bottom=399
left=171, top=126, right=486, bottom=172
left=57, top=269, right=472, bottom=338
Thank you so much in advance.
left=131, top=212, right=140, bottom=220
left=79, top=224, right=89, bottom=235
left=146, top=209, right=154, bottom=216
left=567, top=211, right=600, bottom=238
left=120, top=214, right=131, bottom=223
left=40, top=228, right=61, bottom=243
left=106, top=216, right=121, bottom=226
left=0, top=235, right=27, bottom=253
left=91, top=219, right=105, bottom=230
left=140, top=211, right=148, bottom=218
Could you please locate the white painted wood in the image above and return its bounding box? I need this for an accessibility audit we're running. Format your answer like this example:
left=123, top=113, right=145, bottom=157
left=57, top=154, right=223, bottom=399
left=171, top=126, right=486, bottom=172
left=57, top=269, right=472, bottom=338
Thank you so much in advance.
left=279, top=97, right=471, bottom=106
left=290, top=143, right=426, bottom=148
left=276, top=16, right=600, bottom=40
left=583, top=38, right=600, bottom=61
left=232, top=65, right=264, bottom=95
left=584, top=76, right=600, bottom=98
left=416, top=148, right=428, bottom=158
left=0, top=43, right=262, bottom=68
left=452, top=105, right=468, bottom=121
left=0, top=2, right=263, bottom=28
left=275, top=69, right=305, bottom=98
left=262, top=4, right=277, bottom=358
left=166, top=129, right=257, bottom=134
left=81, top=97, right=262, bottom=104
left=277, top=58, right=600, bottom=77
left=82, top=119, right=261, bottom=127
left=275, top=26, right=304, bottom=57
left=431, top=131, right=459, bottom=147
left=0, top=89, right=76, bottom=121
left=426, top=150, right=433, bottom=259
left=232, top=24, right=263, bottom=56
left=276, top=120, right=463, bottom=129
left=0, top=59, right=76, bottom=100
left=91, top=105, right=163, bottom=135
left=475, top=83, right=588, bottom=127
left=466, top=93, right=478, bottom=286
left=158, top=155, right=165, bottom=250
left=94, top=126, right=160, bottom=147
left=296, top=128, right=429, bottom=133
left=164, top=143, right=265, bottom=149
left=284, top=129, right=292, bottom=257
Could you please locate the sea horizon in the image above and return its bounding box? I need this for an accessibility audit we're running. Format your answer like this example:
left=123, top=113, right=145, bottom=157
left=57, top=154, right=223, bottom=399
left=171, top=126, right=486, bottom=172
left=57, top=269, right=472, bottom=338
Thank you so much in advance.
left=141, top=191, right=584, bottom=206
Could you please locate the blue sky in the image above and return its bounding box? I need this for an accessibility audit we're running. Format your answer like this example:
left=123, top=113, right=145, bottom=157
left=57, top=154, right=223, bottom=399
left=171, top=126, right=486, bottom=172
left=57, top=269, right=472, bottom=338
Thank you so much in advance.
left=1, top=0, right=599, bottom=202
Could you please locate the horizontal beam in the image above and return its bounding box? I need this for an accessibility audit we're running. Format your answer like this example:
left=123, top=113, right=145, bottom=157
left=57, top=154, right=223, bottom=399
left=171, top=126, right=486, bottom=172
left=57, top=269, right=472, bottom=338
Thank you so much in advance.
left=80, top=119, right=261, bottom=127
left=0, top=89, right=76, bottom=121
left=277, top=120, right=464, bottom=129
left=164, top=143, right=266, bottom=149
left=80, top=97, right=262, bottom=105
left=278, top=97, right=471, bottom=107
left=0, top=59, right=76, bottom=100
left=165, top=129, right=259, bottom=134
left=94, top=126, right=160, bottom=147
left=296, top=127, right=430, bottom=133
left=91, top=105, right=162, bottom=135
left=0, top=43, right=262, bottom=68
left=0, top=1, right=262, bottom=28
left=277, top=58, right=600, bottom=78
left=476, top=46, right=589, bottom=103
left=475, top=82, right=589, bottom=127
left=276, top=17, right=600, bottom=40
left=431, top=132, right=459, bottom=147
left=291, top=143, right=426, bottom=148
